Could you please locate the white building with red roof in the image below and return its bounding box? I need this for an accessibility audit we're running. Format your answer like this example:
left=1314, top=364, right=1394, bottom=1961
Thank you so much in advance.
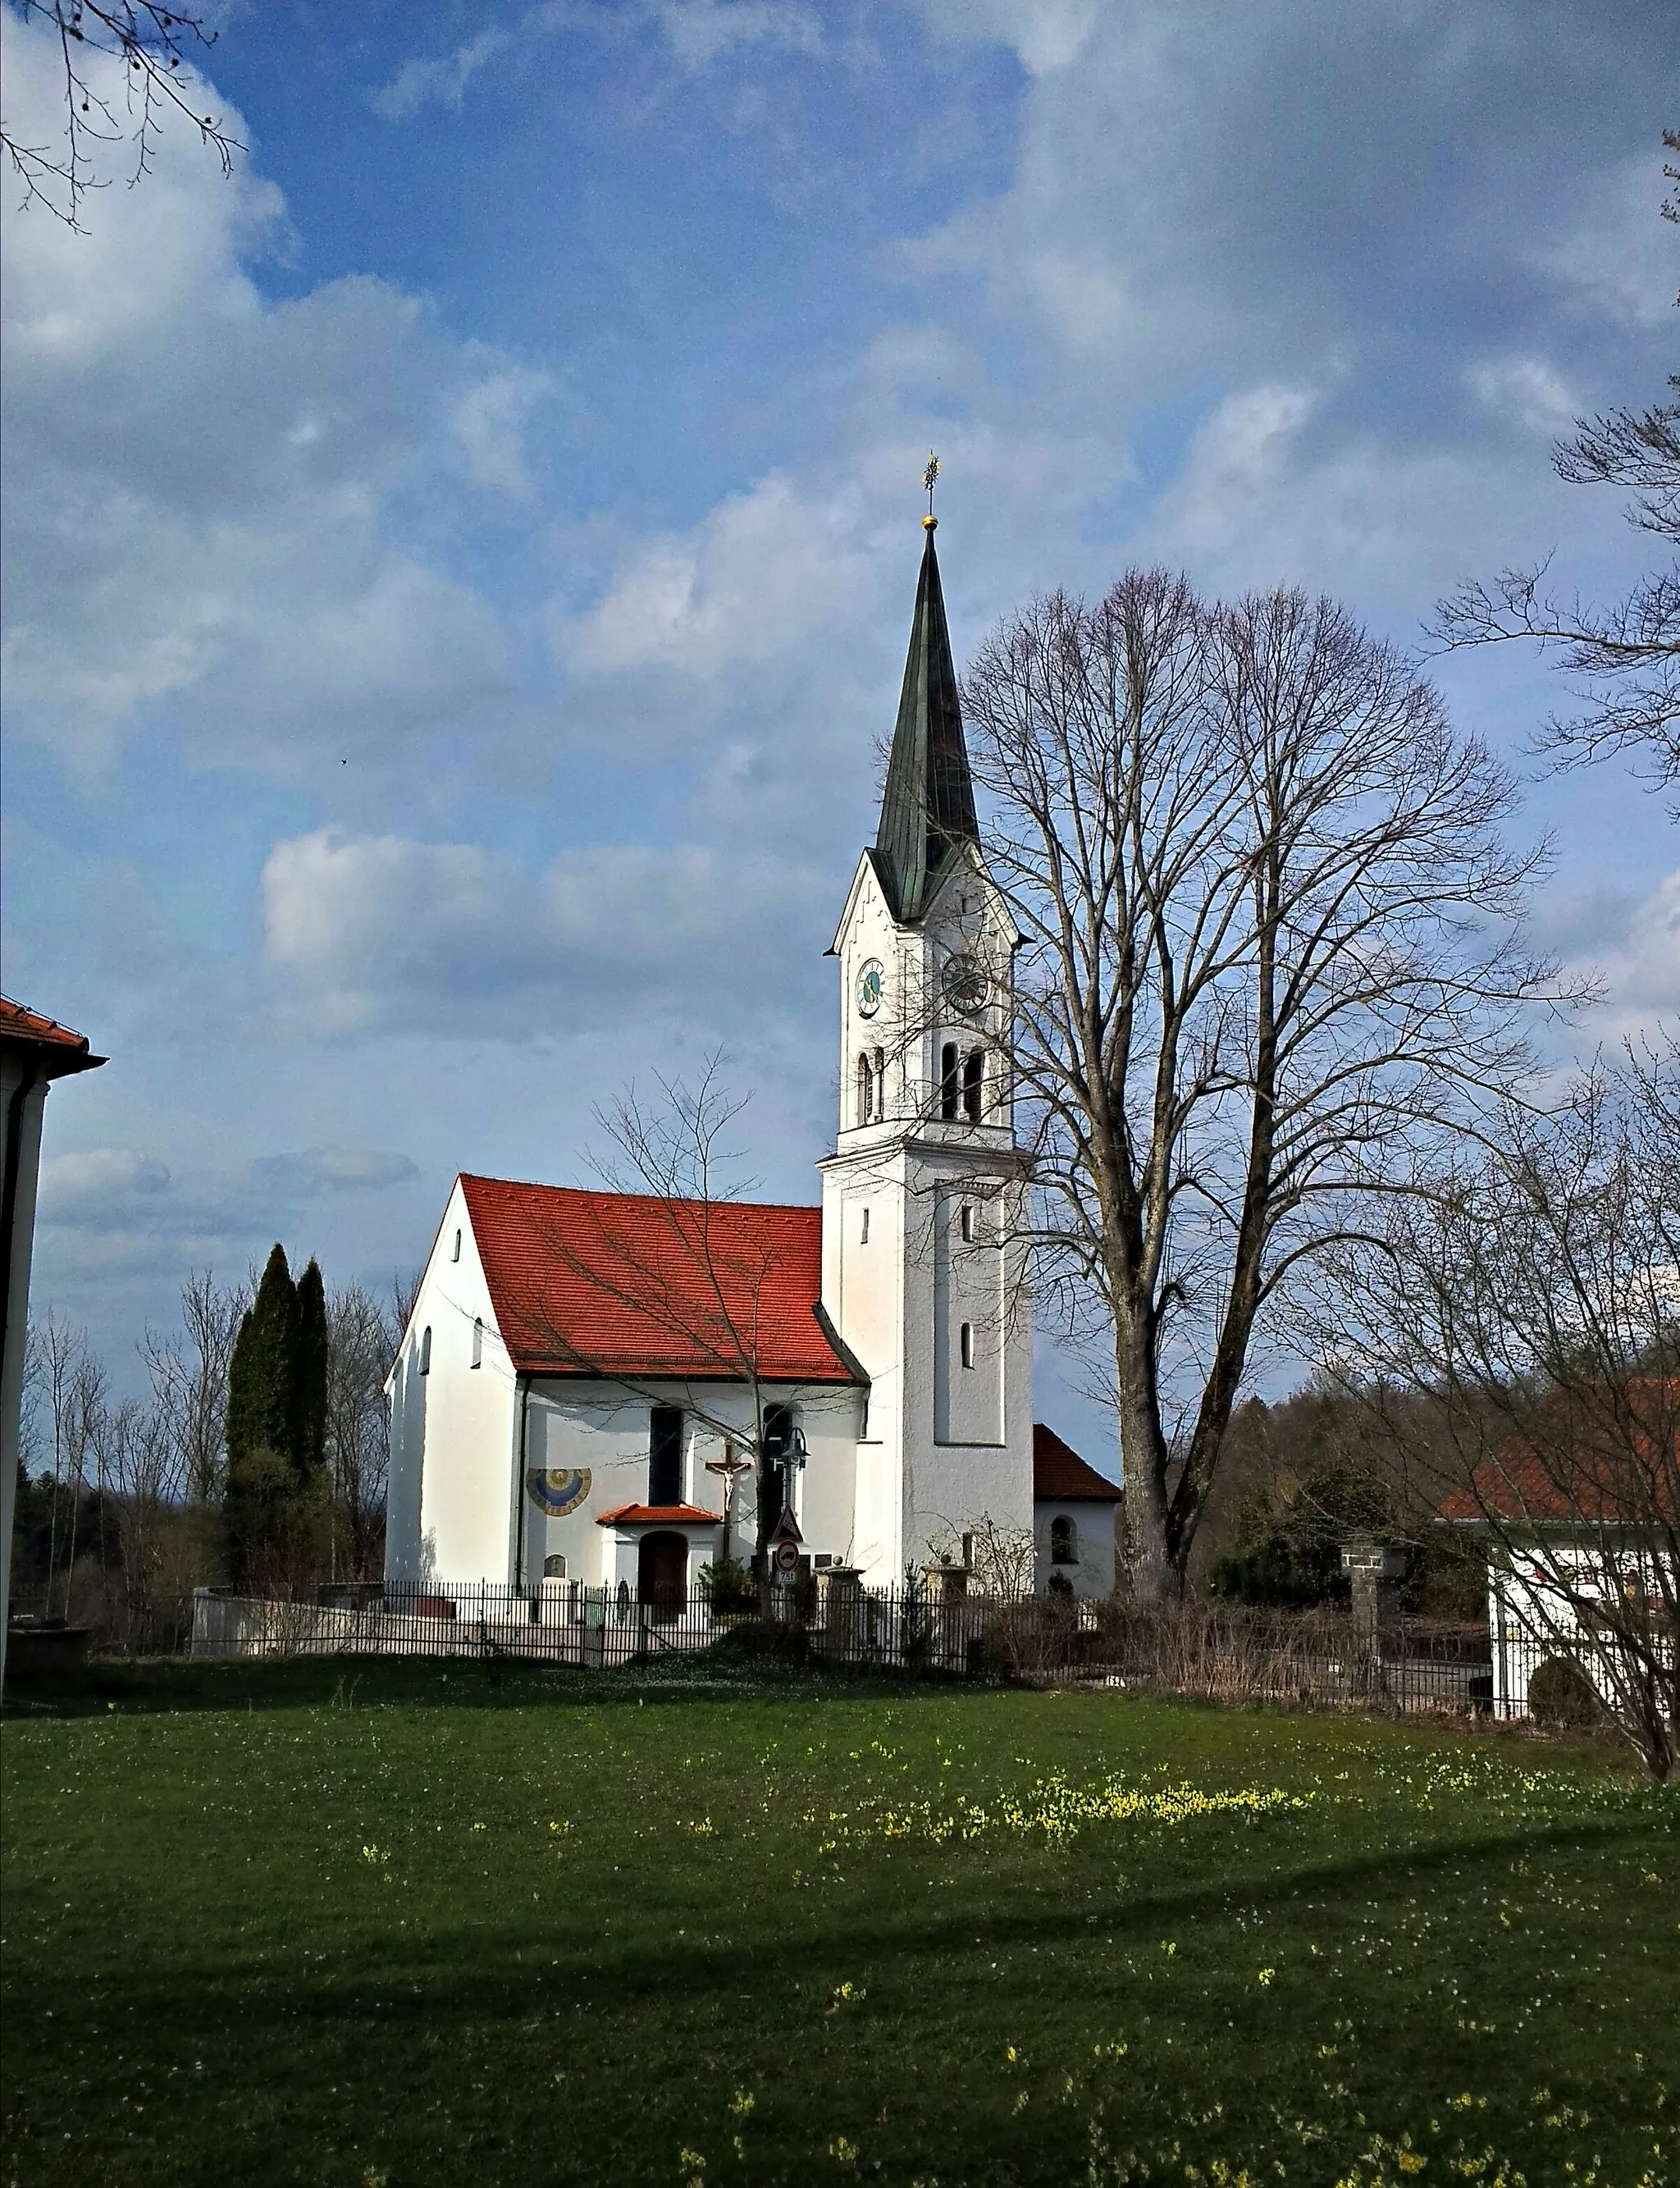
left=385, top=523, right=1113, bottom=1599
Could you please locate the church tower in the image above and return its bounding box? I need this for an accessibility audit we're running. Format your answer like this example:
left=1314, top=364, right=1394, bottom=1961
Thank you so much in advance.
left=819, top=514, right=1034, bottom=1583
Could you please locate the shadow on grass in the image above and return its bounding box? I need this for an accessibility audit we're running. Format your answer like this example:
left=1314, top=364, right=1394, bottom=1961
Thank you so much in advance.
left=4, top=1809, right=1655, bottom=2041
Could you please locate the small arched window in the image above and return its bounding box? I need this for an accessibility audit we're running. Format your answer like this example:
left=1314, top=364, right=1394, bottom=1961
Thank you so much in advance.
left=959, top=1202, right=975, bottom=1244
left=1050, top=1514, right=1078, bottom=1565
left=419, top=1325, right=432, bottom=1375
left=940, top=1042, right=960, bottom=1119
left=471, top=1316, right=483, bottom=1368
left=452, top=1228, right=462, bottom=1263
left=960, top=1321, right=975, bottom=1370
left=963, top=1048, right=984, bottom=1122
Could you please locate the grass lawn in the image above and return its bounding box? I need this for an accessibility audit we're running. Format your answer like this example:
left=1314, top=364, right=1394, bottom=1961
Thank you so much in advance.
left=1, top=1653, right=1675, bottom=2188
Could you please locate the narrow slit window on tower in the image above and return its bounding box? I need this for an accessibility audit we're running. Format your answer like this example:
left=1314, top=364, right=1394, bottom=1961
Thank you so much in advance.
left=963, top=1047, right=984, bottom=1121
left=470, top=1316, right=483, bottom=1368
left=960, top=1321, right=975, bottom=1370
left=861, top=1206, right=870, bottom=1244
left=418, top=1326, right=431, bottom=1375
left=940, top=1042, right=960, bottom=1119
left=452, top=1227, right=462, bottom=1263
left=960, top=1202, right=974, bottom=1244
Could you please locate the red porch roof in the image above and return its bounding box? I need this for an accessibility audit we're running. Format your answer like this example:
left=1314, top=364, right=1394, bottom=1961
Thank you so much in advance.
left=596, top=1504, right=724, bottom=1528
left=459, top=1174, right=857, bottom=1385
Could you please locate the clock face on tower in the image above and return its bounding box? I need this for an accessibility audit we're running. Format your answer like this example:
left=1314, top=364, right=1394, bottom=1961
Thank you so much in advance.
left=942, top=953, right=990, bottom=1018
left=856, top=959, right=884, bottom=1018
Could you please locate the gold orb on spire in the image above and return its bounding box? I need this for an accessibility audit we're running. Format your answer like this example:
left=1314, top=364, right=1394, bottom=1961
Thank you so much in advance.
left=922, top=450, right=939, bottom=529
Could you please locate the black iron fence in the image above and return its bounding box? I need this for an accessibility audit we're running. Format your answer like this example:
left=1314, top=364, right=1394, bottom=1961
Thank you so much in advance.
left=188, top=1579, right=1552, bottom=1715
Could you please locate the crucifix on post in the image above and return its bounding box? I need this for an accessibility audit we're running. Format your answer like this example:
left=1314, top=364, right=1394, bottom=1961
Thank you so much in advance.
left=703, top=1443, right=754, bottom=1565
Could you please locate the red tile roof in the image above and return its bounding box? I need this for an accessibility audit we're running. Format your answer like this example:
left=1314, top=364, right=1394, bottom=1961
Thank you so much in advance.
left=1436, top=1379, right=1678, bottom=1527
left=596, top=1503, right=724, bottom=1528
left=459, top=1175, right=858, bottom=1384
left=0, top=997, right=105, bottom=1077
left=1033, top=1422, right=1119, bottom=1502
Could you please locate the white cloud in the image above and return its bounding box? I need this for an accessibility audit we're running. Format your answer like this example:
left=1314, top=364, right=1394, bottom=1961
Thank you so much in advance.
left=372, top=29, right=512, bottom=120
left=450, top=368, right=554, bottom=496
left=559, top=473, right=873, bottom=680
left=38, top=1149, right=171, bottom=1227
left=655, top=1, right=823, bottom=70
left=916, top=0, right=1100, bottom=76
left=261, top=827, right=824, bottom=1036
left=1467, top=357, right=1580, bottom=440
left=1573, top=870, right=1680, bottom=1048
left=0, top=11, right=541, bottom=770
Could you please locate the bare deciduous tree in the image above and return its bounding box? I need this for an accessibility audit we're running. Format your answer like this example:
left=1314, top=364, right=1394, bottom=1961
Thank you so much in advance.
left=3, top=1, right=240, bottom=229
left=141, top=1268, right=246, bottom=1506
left=325, top=1283, right=396, bottom=1583
left=963, top=572, right=1571, bottom=1602
left=1430, top=131, right=1680, bottom=806
left=1309, top=1044, right=1679, bottom=1779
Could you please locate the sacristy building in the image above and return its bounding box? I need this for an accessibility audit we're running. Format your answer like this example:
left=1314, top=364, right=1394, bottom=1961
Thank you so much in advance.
left=384, top=523, right=1119, bottom=1599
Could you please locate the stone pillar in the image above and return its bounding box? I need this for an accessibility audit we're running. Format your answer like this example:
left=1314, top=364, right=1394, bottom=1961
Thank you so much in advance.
left=1341, top=1541, right=1408, bottom=1663
left=817, top=1565, right=864, bottom=1661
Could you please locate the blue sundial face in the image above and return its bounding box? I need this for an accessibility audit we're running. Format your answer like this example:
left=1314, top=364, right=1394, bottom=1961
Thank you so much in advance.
left=857, top=959, right=884, bottom=1018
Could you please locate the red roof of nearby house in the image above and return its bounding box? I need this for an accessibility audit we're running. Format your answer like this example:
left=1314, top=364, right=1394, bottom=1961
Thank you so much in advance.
left=459, top=1175, right=858, bottom=1384
left=1436, top=1379, right=1678, bottom=1528
left=596, top=1504, right=724, bottom=1528
left=1033, top=1422, right=1120, bottom=1502
left=0, top=997, right=105, bottom=1077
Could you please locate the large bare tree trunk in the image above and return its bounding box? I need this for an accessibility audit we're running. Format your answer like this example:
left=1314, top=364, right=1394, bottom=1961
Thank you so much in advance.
left=965, top=572, right=1573, bottom=1597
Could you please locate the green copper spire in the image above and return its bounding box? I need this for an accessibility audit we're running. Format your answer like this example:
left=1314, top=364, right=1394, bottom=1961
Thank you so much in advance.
left=874, top=519, right=978, bottom=921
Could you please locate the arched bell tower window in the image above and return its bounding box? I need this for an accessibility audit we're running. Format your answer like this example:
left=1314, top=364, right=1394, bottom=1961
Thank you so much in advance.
left=856, top=1051, right=872, bottom=1126
left=963, top=1048, right=984, bottom=1122
left=940, top=1043, right=960, bottom=1119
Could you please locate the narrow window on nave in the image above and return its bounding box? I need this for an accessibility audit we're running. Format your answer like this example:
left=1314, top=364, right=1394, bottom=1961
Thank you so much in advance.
left=648, top=1406, right=684, bottom=1505
left=419, top=1326, right=431, bottom=1374
left=471, top=1316, right=483, bottom=1368
left=941, top=1042, right=960, bottom=1118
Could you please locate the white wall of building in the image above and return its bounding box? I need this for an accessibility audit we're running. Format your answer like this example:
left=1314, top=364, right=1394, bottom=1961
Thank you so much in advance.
left=822, top=847, right=1034, bottom=1585
left=385, top=1179, right=518, bottom=1586
left=1034, top=1500, right=1119, bottom=1597
left=0, top=1059, right=49, bottom=1680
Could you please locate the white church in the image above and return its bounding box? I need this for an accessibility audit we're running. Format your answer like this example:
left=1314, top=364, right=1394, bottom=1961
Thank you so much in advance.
left=384, top=520, right=1120, bottom=1602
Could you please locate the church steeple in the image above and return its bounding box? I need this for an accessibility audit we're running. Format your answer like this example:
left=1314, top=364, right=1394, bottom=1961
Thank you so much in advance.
left=873, top=520, right=978, bottom=923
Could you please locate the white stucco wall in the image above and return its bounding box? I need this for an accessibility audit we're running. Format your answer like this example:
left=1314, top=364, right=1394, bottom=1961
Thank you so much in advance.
left=0, top=1060, right=49, bottom=1681
left=1034, top=1500, right=1119, bottom=1597
left=523, top=1377, right=863, bottom=1587
left=823, top=847, right=1034, bottom=1586
left=384, top=1180, right=518, bottom=1586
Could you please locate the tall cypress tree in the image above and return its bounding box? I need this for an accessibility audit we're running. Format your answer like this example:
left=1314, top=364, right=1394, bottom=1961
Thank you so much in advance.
left=293, top=1258, right=329, bottom=1487
left=225, top=1245, right=299, bottom=1587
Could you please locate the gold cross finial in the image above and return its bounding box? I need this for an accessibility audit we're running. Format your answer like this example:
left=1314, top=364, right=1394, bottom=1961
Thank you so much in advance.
left=922, top=450, right=939, bottom=530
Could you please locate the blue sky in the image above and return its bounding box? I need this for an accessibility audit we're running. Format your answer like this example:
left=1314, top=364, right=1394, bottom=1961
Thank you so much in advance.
left=3, top=0, right=1675, bottom=1460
